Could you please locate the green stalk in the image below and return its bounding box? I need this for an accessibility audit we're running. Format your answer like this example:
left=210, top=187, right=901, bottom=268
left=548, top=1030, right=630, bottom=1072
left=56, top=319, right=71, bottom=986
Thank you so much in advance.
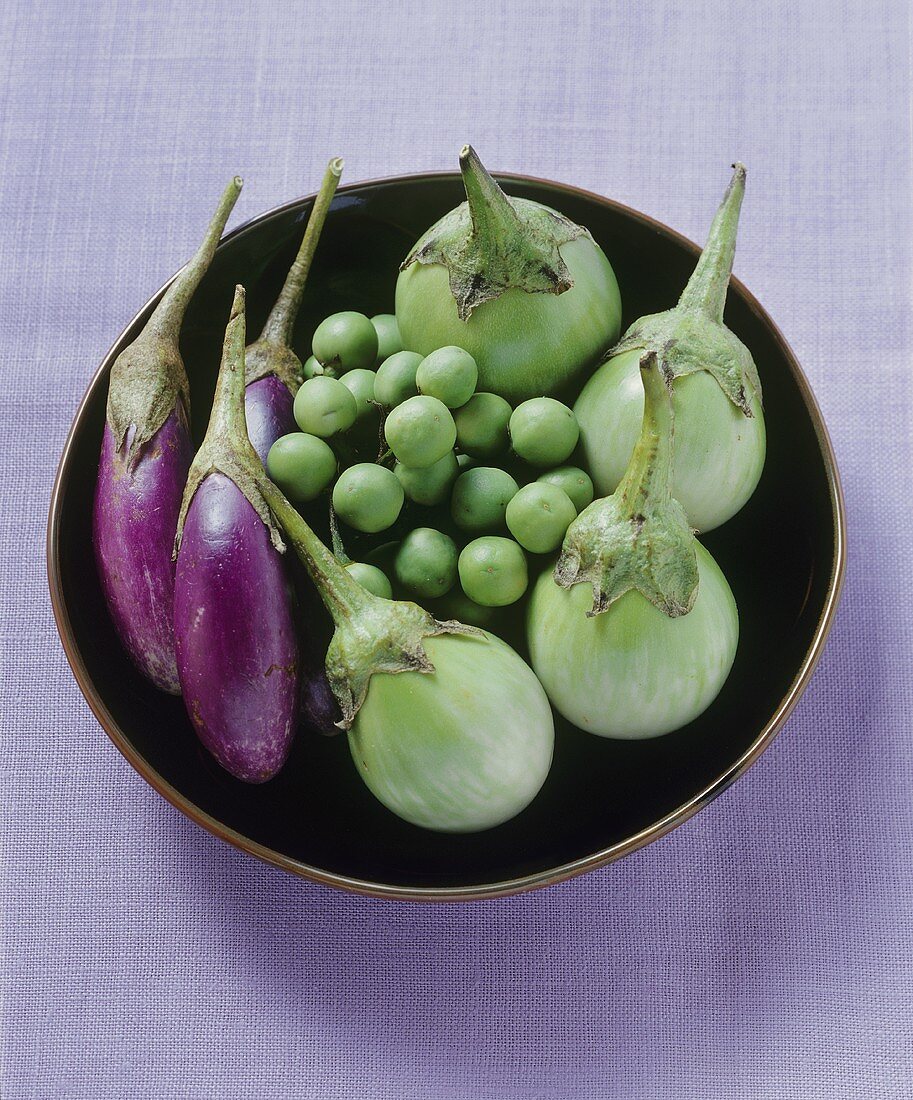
left=615, top=356, right=675, bottom=519
left=259, top=158, right=344, bottom=347
left=328, top=503, right=351, bottom=565
left=555, top=352, right=698, bottom=617
left=147, top=177, right=244, bottom=345
left=459, top=145, right=522, bottom=259
left=261, top=477, right=373, bottom=621
left=203, top=287, right=250, bottom=444
left=401, top=145, right=585, bottom=321
left=107, top=177, right=243, bottom=461
left=608, top=163, right=759, bottom=415
left=261, top=471, right=479, bottom=727
left=677, top=163, right=746, bottom=321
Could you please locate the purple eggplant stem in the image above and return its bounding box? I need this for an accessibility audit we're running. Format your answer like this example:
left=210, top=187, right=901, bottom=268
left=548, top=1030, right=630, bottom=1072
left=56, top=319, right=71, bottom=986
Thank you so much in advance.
left=93, top=411, right=192, bottom=693
left=244, top=375, right=296, bottom=465
left=174, top=473, right=299, bottom=782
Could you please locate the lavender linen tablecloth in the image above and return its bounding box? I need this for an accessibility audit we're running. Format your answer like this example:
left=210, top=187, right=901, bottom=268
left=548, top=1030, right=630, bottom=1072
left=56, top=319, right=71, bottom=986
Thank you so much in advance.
left=2, top=1, right=912, bottom=1097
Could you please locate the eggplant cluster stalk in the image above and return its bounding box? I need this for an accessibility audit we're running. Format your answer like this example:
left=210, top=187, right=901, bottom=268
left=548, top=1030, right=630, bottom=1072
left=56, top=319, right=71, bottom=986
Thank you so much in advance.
left=169, top=287, right=553, bottom=825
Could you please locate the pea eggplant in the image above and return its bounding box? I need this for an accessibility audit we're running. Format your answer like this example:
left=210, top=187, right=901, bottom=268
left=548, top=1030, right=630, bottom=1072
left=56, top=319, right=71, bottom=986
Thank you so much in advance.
left=527, top=352, right=738, bottom=739
left=575, top=164, right=765, bottom=532
left=173, top=287, right=299, bottom=783
left=244, top=158, right=343, bottom=462
left=93, top=177, right=243, bottom=693
left=395, top=146, right=622, bottom=403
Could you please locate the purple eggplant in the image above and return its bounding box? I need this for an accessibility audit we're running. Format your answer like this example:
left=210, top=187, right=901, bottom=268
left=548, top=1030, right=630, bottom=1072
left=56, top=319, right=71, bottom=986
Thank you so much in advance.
left=300, top=666, right=341, bottom=733
left=243, top=157, right=344, bottom=735
left=93, top=177, right=243, bottom=693
left=244, top=374, right=299, bottom=464
left=174, top=287, right=299, bottom=782
left=244, top=157, right=343, bottom=462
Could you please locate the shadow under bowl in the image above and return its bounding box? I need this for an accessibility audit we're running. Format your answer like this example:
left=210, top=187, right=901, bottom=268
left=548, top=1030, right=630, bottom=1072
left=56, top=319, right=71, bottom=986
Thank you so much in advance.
left=47, top=171, right=846, bottom=901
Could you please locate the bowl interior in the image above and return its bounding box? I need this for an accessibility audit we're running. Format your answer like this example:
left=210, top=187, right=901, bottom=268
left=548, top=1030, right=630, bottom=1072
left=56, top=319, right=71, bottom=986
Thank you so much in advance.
left=50, top=174, right=841, bottom=896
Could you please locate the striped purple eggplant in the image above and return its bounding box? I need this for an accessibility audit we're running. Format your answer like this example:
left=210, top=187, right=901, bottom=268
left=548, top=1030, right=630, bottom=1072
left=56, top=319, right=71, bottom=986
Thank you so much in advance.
left=174, top=287, right=299, bottom=782
left=243, top=157, right=343, bottom=462
left=93, top=177, right=243, bottom=693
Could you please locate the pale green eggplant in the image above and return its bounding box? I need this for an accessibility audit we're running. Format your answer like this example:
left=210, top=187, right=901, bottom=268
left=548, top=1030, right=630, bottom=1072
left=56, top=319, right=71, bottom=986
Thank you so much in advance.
left=575, top=164, right=764, bottom=533
left=528, top=351, right=738, bottom=739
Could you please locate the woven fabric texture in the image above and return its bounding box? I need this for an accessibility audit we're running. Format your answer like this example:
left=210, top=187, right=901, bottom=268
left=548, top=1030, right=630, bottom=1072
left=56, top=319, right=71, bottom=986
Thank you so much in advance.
left=2, top=1, right=911, bottom=1097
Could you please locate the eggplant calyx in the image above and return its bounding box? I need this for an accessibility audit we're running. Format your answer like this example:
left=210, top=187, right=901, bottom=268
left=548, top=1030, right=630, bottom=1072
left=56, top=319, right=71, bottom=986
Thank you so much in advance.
left=399, top=145, right=588, bottom=321
left=608, top=162, right=760, bottom=415
left=555, top=498, right=698, bottom=618
left=554, top=351, right=699, bottom=618
left=326, top=602, right=481, bottom=729
left=610, top=309, right=761, bottom=415
left=105, top=175, right=244, bottom=468
left=243, top=338, right=303, bottom=393
left=106, top=335, right=190, bottom=467
left=174, top=450, right=284, bottom=557
left=174, top=285, right=284, bottom=556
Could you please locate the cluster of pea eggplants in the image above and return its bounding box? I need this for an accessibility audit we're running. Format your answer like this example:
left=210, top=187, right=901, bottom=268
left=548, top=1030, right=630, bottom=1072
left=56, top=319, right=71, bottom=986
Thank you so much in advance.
left=93, top=146, right=764, bottom=833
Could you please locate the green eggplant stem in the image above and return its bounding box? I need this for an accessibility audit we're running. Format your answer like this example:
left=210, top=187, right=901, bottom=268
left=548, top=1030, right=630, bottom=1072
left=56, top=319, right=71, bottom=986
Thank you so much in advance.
left=147, top=176, right=243, bottom=344
left=606, top=162, right=759, bottom=416
left=106, top=176, right=243, bottom=463
left=260, top=476, right=374, bottom=622
left=206, top=286, right=250, bottom=443
left=677, top=163, right=746, bottom=322
left=265, top=474, right=480, bottom=728
left=459, top=144, right=521, bottom=257
left=401, top=146, right=584, bottom=321
left=554, top=350, right=698, bottom=618
left=260, top=157, right=344, bottom=347
left=615, top=353, right=675, bottom=518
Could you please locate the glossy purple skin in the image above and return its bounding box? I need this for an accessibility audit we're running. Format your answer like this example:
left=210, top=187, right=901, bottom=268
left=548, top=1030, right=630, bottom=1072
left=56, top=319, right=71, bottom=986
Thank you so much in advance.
left=300, top=669, right=341, bottom=735
left=246, top=373, right=341, bottom=734
left=174, top=472, right=299, bottom=783
left=93, top=408, right=191, bottom=694
left=244, top=375, right=296, bottom=465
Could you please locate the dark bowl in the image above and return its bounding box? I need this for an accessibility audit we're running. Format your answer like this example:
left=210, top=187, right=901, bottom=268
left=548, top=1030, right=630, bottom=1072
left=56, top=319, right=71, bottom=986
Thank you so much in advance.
left=47, top=171, right=846, bottom=900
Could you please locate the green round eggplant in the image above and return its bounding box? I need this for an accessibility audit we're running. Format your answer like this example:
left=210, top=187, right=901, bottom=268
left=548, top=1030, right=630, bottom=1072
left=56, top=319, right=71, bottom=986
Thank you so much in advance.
left=348, top=631, right=554, bottom=832
left=527, top=542, right=738, bottom=739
